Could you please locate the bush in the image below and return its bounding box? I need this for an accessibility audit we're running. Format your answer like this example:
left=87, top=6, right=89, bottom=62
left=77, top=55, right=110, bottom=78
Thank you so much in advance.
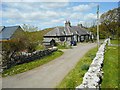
left=2, top=32, right=38, bottom=69
left=81, top=64, right=90, bottom=71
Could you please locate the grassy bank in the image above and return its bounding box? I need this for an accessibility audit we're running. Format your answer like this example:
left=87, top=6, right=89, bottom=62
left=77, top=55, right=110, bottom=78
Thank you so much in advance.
left=2, top=50, right=63, bottom=77
left=57, top=47, right=97, bottom=88
left=101, top=44, right=118, bottom=88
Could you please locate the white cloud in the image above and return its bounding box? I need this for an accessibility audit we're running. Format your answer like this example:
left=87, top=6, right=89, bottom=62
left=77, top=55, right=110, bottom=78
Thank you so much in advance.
left=51, top=18, right=65, bottom=23
left=20, top=11, right=58, bottom=20
left=84, top=13, right=97, bottom=20
left=70, top=13, right=83, bottom=19
left=2, top=10, right=22, bottom=19
left=2, top=8, right=58, bottom=21
left=40, top=2, right=68, bottom=9
left=73, top=3, right=97, bottom=12
left=73, top=4, right=90, bottom=11
left=2, top=0, right=69, bottom=2
left=45, top=11, right=58, bottom=17
left=6, top=19, right=16, bottom=24
left=2, top=2, right=69, bottom=20
left=1, top=2, right=101, bottom=28
left=3, top=2, right=69, bottom=11
left=42, top=18, right=65, bottom=26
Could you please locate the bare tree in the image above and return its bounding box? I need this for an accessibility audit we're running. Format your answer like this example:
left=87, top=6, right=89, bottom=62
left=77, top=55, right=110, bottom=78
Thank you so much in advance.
left=21, top=24, right=39, bottom=32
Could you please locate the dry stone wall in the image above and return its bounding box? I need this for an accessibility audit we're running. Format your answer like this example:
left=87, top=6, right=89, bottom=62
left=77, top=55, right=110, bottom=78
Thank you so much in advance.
left=2, top=47, right=58, bottom=70
left=76, top=39, right=109, bottom=89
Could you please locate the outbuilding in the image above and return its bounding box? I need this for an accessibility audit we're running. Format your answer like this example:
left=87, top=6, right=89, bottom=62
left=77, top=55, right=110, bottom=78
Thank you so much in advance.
left=0, top=26, right=24, bottom=42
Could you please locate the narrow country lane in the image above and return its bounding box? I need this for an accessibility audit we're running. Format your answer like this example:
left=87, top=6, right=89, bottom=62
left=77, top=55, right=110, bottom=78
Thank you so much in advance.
left=2, top=43, right=97, bottom=88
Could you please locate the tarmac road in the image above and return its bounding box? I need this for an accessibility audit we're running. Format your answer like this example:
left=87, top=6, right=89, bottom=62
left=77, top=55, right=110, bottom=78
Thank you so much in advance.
left=2, top=43, right=97, bottom=88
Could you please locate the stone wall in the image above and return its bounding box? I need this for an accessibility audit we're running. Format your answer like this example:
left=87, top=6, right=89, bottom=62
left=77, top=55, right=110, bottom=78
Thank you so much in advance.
left=76, top=39, right=109, bottom=89
left=2, top=47, right=58, bottom=70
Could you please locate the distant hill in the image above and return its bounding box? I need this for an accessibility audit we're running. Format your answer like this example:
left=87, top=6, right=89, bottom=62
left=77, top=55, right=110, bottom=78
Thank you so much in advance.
left=25, top=27, right=54, bottom=43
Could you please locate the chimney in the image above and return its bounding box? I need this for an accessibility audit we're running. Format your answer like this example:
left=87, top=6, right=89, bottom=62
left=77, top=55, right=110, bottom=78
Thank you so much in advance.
left=78, top=24, right=83, bottom=28
left=65, top=20, right=71, bottom=27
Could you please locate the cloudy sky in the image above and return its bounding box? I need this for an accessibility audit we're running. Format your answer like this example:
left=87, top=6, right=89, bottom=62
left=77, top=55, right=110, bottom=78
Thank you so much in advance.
left=0, top=1, right=118, bottom=30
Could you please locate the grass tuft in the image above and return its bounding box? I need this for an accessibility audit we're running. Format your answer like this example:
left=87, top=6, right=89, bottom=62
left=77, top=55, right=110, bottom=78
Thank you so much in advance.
left=81, top=64, right=90, bottom=71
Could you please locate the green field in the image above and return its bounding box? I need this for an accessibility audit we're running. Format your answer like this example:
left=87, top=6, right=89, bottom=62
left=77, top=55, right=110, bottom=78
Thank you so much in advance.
left=111, top=39, right=118, bottom=44
left=101, top=40, right=118, bottom=88
left=57, top=47, right=97, bottom=88
left=2, top=50, right=63, bottom=77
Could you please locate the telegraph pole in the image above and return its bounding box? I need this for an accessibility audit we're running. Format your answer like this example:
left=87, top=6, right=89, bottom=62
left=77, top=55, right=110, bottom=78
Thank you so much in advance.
left=97, top=5, right=100, bottom=49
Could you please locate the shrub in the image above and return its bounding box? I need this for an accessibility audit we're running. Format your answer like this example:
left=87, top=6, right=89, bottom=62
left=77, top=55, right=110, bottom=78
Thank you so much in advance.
left=88, top=54, right=96, bottom=60
left=81, top=64, right=90, bottom=71
left=2, top=32, right=38, bottom=69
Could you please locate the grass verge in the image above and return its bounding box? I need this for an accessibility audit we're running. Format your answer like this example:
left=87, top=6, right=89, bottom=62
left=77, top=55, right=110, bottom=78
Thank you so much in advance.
left=57, top=47, right=97, bottom=88
left=111, top=39, right=118, bottom=44
left=57, top=42, right=72, bottom=49
left=57, top=44, right=72, bottom=49
left=2, top=50, right=63, bottom=77
left=101, top=45, right=118, bottom=88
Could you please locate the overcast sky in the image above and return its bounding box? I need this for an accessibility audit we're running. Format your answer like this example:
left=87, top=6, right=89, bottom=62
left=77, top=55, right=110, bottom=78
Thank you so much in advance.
left=0, top=1, right=118, bottom=30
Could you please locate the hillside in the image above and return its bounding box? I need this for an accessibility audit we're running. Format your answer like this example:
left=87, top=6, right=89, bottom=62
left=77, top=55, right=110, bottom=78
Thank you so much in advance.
left=25, top=27, right=54, bottom=43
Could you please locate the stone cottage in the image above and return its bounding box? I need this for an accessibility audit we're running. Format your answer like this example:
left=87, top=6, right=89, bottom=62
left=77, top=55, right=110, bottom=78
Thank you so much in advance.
left=43, top=21, right=94, bottom=46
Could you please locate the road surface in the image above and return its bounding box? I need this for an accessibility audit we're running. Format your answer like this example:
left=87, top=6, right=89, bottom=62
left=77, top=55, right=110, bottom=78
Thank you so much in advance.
left=2, top=43, right=96, bottom=88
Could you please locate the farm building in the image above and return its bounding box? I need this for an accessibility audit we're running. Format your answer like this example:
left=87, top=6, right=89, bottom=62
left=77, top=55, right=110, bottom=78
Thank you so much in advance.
left=0, top=26, right=24, bottom=42
left=43, top=21, right=94, bottom=46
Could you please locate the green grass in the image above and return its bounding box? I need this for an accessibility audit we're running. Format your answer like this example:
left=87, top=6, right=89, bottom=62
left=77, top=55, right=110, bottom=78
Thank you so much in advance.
left=2, top=50, right=63, bottom=77
left=57, top=42, right=72, bottom=49
left=110, top=39, right=118, bottom=44
left=35, top=45, right=45, bottom=50
left=57, top=44, right=72, bottom=49
left=101, top=45, right=118, bottom=88
left=57, top=47, right=97, bottom=88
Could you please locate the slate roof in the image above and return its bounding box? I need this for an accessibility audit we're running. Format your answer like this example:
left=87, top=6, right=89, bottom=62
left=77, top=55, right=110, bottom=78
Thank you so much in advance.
left=0, top=26, right=5, bottom=32
left=44, top=26, right=90, bottom=37
left=0, top=26, right=21, bottom=40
